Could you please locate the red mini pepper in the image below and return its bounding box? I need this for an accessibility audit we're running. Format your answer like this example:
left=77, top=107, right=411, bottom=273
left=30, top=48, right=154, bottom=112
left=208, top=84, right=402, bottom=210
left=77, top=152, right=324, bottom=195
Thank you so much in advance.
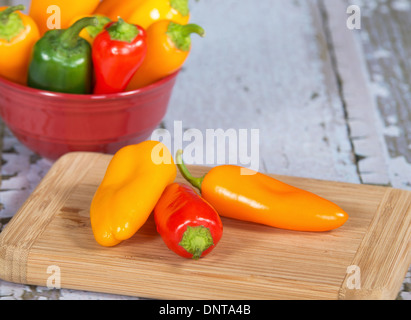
left=154, top=182, right=223, bottom=260
left=92, top=18, right=147, bottom=94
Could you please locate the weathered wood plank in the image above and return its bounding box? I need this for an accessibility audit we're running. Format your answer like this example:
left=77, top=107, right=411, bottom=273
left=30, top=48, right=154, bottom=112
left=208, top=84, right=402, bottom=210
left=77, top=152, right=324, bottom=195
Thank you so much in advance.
left=321, top=0, right=391, bottom=186
left=347, top=0, right=411, bottom=191
left=322, top=0, right=411, bottom=299
left=162, top=0, right=359, bottom=185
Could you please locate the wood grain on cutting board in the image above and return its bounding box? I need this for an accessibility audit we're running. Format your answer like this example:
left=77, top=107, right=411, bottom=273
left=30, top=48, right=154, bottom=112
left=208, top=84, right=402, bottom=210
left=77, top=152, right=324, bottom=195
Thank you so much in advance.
left=0, top=152, right=410, bottom=300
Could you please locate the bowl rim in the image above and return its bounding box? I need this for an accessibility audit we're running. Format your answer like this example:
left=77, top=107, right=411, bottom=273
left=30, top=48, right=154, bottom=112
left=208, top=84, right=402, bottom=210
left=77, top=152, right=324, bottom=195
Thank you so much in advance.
left=0, top=70, right=180, bottom=101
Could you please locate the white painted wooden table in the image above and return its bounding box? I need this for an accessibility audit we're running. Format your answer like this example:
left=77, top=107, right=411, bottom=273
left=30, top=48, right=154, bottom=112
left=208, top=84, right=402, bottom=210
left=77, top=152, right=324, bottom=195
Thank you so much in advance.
left=0, top=0, right=410, bottom=300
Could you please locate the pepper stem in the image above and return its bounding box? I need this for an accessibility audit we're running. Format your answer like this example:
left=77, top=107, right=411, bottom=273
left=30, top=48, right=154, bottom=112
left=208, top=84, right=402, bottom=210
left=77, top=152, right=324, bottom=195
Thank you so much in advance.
left=166, top=22, right=205, bottom=52
left=175, top=149, right=204, bottom=191
left=179, top=226, right=214, bottom=260
left=0, top=5, right=25, bottom=42
left=170, top=0, right=190, bottom=17
left=180, top=23, right=205, bottom=38
left=0, top=5, right=25, bottom=24
left=107, top=17, right=139, bottom=43
left=60, top=17, right=98, bottom=48
left=85, top=14, right=111, bottom=39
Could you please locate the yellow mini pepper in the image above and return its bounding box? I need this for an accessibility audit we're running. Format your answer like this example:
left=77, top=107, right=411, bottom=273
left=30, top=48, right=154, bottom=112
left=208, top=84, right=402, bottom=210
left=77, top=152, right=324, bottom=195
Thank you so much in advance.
left=0, top=5, right=40, bottom=85
left=127, top=20, right=204, bottom=90
left=95, top=0, right=190, bottom=30
left=90, top=141, right=176, bottom=247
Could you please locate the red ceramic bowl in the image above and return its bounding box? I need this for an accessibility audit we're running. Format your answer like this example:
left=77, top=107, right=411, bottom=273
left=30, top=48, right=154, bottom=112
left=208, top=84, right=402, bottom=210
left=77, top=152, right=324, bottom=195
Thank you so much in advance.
left=0, top=72, right=179, bottom=160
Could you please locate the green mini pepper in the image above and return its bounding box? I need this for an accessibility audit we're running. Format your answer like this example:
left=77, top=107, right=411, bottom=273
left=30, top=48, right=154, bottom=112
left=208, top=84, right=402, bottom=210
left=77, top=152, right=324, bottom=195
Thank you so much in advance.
left=27, top=17, right=97, bottom=94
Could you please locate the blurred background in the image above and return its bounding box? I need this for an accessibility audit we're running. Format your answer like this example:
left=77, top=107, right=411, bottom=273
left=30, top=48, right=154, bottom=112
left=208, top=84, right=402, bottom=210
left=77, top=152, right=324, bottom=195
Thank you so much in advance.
left=2, top=0, right=410, bottom=188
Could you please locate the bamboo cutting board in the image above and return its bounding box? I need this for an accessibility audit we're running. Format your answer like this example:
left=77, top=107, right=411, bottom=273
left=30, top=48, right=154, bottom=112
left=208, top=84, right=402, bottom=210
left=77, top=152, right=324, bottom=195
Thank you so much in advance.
left=0, top=152, right=410, bottom=300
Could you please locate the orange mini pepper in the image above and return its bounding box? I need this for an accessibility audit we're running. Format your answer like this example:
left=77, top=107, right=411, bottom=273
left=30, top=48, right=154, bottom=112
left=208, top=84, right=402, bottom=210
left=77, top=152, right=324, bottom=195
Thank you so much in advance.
left=90, top=141, right=176, bottom=247
left=127, top=20, right=204, bottom=90
left=95, top=0, right=190, bottom=30
left=29, top=0, right=100, bottom=35
left=176, top=150, right=349, bottom=232
left=94, top=0, right=143, bottom=22
left=0, top=5, right=40, bottom=85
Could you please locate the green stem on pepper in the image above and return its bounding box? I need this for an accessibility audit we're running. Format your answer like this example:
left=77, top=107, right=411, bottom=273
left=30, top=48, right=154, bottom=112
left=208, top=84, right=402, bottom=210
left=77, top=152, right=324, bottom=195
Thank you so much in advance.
left=170, top=0, right=190, bottom=17
left=60, top=16, right=98, bottom=48
left=0, top=5, right=25, bottom=42
left=106, top=17, right=139, bottom=43
left=166, top=22, right=204, bottom=52
left=175, top=149, right=205, bottom=191
left=179, top=226, right=214, bottom=260
left=85, top=14, right=111, bottom=39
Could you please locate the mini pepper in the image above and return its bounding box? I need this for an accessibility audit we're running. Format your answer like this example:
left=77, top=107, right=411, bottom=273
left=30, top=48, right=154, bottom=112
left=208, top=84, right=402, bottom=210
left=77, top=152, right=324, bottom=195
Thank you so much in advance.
left=127, top=20, right=204, bottom=90
left=90, top=141, right=177, bottom=247
left=92, top=18, right=147, bottom=94
left=95, top=0, right=190, bottom=30
left=176, top=150, right=349, bottom=232
left=154, top=183, right=223, bottom=260
left=0, top=5, right=40, bottom=85
left=27, top=17, right=97, bottom=94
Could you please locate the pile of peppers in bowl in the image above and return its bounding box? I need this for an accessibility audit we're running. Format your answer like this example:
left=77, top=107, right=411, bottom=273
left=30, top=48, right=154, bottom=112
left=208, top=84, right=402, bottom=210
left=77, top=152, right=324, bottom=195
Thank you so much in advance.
left=0, top=0, right=204, bottom=94
left=90, top=141, right=349, bottom=260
